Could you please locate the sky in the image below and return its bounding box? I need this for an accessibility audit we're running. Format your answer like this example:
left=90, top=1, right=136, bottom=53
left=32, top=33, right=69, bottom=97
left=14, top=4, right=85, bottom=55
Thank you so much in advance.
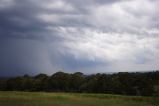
left=0, top=0, right=159, bottom=76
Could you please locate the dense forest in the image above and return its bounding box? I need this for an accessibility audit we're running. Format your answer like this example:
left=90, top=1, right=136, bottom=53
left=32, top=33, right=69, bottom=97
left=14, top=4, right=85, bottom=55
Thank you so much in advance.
left=0, top=71, right=159, bottom=96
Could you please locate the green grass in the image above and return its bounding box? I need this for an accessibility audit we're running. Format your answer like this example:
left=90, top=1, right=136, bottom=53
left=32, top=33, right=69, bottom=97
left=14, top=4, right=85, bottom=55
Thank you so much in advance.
left=0, top=91, right=158, bottom=106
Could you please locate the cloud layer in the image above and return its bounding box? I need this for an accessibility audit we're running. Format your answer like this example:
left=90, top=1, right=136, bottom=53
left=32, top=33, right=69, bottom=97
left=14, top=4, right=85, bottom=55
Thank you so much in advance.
left=0, top=0, right=159, bottom=76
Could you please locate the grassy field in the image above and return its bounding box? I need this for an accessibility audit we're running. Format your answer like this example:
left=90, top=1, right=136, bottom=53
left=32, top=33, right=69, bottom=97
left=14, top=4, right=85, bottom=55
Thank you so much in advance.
left=0, top=91, right=159, bottom=106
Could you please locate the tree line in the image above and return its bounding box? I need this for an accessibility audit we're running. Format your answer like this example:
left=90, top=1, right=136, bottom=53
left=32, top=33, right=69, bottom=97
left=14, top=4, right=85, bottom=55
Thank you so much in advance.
left=0, top=71, right=159, bottom=96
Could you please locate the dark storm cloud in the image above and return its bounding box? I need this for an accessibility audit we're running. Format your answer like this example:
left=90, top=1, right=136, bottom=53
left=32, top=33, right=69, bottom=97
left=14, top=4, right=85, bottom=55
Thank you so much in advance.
left=0, top=0, right=92, bottom=76
left=0, top=0, right=92, bottom=41
left=0, top=0, right=159, bottom=76
left=0, top=1, right=49, bottom=40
